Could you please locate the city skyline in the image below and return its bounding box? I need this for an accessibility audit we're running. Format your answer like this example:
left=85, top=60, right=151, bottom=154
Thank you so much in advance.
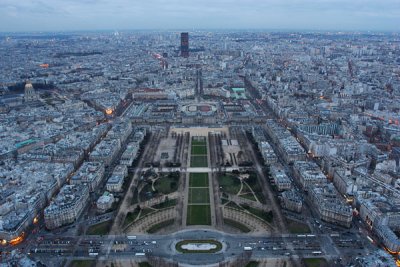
left=1, top=1, right=400, bottom=265
left=1, top=28, right=400, bottom=266
left=0, top=0, right=400, bottom=32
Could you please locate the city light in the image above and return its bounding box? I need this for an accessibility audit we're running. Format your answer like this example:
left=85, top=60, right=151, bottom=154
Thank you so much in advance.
left=385, top=246, right=400, bottom=255
left=9, top=233, right=25, bottom=246
left=1, top=24, right=400, bottom=266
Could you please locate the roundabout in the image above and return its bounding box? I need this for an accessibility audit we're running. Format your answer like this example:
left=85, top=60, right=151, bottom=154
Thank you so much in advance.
left=175, top=239, right=223, bottom=253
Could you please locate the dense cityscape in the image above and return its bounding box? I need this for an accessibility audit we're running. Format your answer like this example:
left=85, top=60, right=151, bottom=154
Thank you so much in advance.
left=0, top=30, right=400, bottom=267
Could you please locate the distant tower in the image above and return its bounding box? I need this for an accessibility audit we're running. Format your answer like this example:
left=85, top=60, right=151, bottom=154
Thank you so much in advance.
left=195, top=68, right=203, bottom=97
left=348, top=60, right=354, bottom=78
left=24, top=81, right=38, bottom=102
left=181, top=32, right=189, bottom=58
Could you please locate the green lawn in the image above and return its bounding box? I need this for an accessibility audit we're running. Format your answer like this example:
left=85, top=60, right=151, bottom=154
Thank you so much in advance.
left=239, top=192, right=257, bottom=202
left=189, top=173, right=209, bottom=187
left=190, top=155, right=208, bottom=167
left=70, top=260, right=95, bottom=267
left=154, top=175, right=179, bottom=194
left=245, top=262, right=259, bottom=267
left=191, top=137, right=207, bottom=146
left=187, top=205, right=211, bottom=225
left=218, top=175, right=241, bottom=195
left=244, top=173, right=266, bottom=204
left=123, top=210, right=140, bottom=227
left=138, top=208, right=154, bottom=219
left=151, top=199, right=177, bottom=209
left=191, top=145, right=207, bottom=155
left=139, top=183, right=155, bottom=202
left=287, top=219, right=311, bottom=234
left=86, top=221, right=112, bottom=235
left=189, top=188, right=210, bottom=204
left=223, top=219, right=251, bottom=233
left=244, top=206, right=273, bottom=223
left=146, top=219, right=174, bottom=233
left=303, top=258, right=328, bottom=267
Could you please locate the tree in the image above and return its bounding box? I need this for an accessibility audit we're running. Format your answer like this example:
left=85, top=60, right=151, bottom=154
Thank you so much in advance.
left=135, top=205, right=141, bottom=213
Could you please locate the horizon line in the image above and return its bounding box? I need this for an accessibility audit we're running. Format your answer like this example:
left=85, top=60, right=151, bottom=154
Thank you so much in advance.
left=1, top=28, right=400, bottom=35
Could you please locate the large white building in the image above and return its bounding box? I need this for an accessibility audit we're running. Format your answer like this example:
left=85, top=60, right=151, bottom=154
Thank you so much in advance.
left=270, top=164, right=291, bottom=191
left=333, top=168, right=358, bottom=197
left=357, top=193, right=400, bottom=252
left=96, top=192, right=115, bottom=213
left=293, top=161, right=327, bottom=189
left=89, top=139, right=121, bottom=167
left=106, top=165, right=128, bottom=192
left=120, top=142, right=139, bottom=166
left=70, top=161, right=105, bottom=192
left=281, top=190, right=303, bottom=213
left=309, top=184, right=352, bottom=228
left=260, top=141, right=278, bottom=164
left=265, top=120, right=306, bottom=163
left=44, top=184, right=89, bottom=229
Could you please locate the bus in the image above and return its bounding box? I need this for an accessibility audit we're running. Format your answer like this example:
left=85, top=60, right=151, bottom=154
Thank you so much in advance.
left=127, top=235, right=137, bottom=240
left=312, top=251, right=322, bottom=255
left=243, top=247, right=253, bottom=251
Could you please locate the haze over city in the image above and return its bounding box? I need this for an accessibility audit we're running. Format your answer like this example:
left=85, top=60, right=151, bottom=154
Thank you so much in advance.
left=1, top=0, right=400, bottom=267
left=1, top=0, right=400, bottom=32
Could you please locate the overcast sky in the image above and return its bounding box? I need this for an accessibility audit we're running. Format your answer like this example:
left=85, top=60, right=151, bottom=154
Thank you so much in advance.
left=0, top=0, right=399, bottom=32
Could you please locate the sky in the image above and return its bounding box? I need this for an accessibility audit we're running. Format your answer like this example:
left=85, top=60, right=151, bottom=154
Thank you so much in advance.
left=0, top=0, right=399, bottom=32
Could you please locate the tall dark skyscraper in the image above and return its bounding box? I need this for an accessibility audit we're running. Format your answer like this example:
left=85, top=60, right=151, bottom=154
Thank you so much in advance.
left=180, top=32, right=189, bottom=58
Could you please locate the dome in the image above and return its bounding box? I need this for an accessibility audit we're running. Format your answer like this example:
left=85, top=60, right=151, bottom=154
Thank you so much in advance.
left=24, top=82, right=33, bottom=90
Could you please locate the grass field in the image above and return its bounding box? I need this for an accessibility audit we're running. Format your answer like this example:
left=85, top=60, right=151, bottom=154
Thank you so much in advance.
left=86, top=221, right=112, bottom=235
left=146, top=219, right=174, bottom=233
left=189, top=173, right=209, bottom=187
left=187, top=205, right=211, bottom=225
left=189, top=188, right=210, bottom=203
left=154, top=174, right=179, bottom=194
left=303, top=258, right=328, bottom=267
left=239, top=192, right=257, bottom=202
left=218, top=175, right=241, bottom=195
left=70, top=260, right=95, bottom=267
left=245, top=262, right=259, bottom=267
left=123, top=210, right=140, bottom=227
left=287, top=219, right=311, bottom=234
left=191, top=136, right=207, bottom=146
left=244, top=206, right=273, bottom=223
left=151, top=199, right=177, bottom=209
left=187, top=171, right=211, bottom=225
left=190, top=155, right=208, bottom=167
left=138, top=208, right=154, bottom=219
left=244, top=173, right=266, bottom=204
left=191, top=145, right=207, bottom=155
left=223, top=218, right=251, bottom=233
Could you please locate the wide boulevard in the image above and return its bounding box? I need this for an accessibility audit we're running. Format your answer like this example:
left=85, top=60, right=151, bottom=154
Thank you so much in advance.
left=22, top=229, right=368, bottom=265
